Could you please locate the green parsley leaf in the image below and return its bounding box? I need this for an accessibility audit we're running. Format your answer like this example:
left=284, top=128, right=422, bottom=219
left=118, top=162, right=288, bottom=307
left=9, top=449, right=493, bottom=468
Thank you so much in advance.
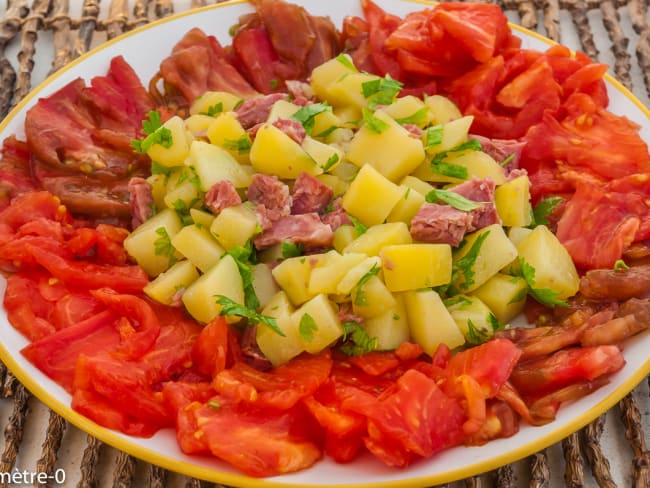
left=430, top=161, right=469, bottom=180
left=226, top=243, right=260, bottom=311
left=222, top=134, right=252, bottom=154
left=131, top=111, right=173, bottom=154
left=291, top=103, right=332, bottom=135
left=339, top=321, right=378, bottom=356
left=335, top=53, right=358, bottom=72
left=443, top=295, right=472, bottom=307
left=348, top=215, right=368, bottom=237
left=281, top=241, right=304, bottom=258
left=614, top=259, right=630, bottom=270
left=151, top=161, right=173, bottom=176
left=362, top=75, right=403, bottom=109
left=518, top=257, right=568, bottom=307
left=215, top=295, right=285, bottom=336
left=153, top=227, right=176, bottom=266
left=394, top=107, right=430, bottom=126
left=425, top=189, right=484, bottom=212
left=424, top=125, right=444, bottom=148
left=201, top=102, right=224, bottom=117
left=362, top=108, right=390, bottom=134
left=449, top=231, right=490, bottom=294
left=466, top=319, right=490, bottom=345
left=531, top=196, right=564, bottom=227
left=430, top=139, right=483, bottom=165
left=353, top=264, right=381, bottom=306
left=313, top=125, right=339, bottom=138
left=322, top=153, right=340, bottom=172
left=298, top=313, right=318, bottom=343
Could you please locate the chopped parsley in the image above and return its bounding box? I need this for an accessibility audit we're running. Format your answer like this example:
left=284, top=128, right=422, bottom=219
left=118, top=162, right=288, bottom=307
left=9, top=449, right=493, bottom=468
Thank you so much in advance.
left=348, top=215, right=368, bottom=237
left=518, top=257, right=568, bottom=307
left=151, top=161, right=173, bottom=177
left=131, top=111, right=173, bottom=154
left=425, top=189, right=484, bottom=212
left=216, top=296, right=285, bottom=336
left=424, top=125, right=444, bottom=148
left=353, top=264, right=381, bottom=306
left=447, top=231, right=490, bottom=295
left=298, top=313, right=318, bottom=343
left=322, top=153, right=340, bottom=172
left=613, top=259, right=630, bottom=270
left=281, top=241, right=304, bottom=258
left=430, top=139, right=483, bottom=166
left=335, top=53, right=358, bottom=72
left=338, top=321, right=378, bottom=356
left=291, top=103, right=332, bottom=135
left=153, top=227, right=177, bottom=267
left=430, top=161, right=468, bottom=180
left=225, top=243, right=260, bottom=311
left=531, top=196, right=564, bottom=227
left=201, top=102, right=224, bottom=117
left=362, top=108, right=390, bottom=134
left=222, top=134, right=252, bottom=154
left=394, top=107, right=430, bottom=126
left=362, top=75, right=403, bottom=109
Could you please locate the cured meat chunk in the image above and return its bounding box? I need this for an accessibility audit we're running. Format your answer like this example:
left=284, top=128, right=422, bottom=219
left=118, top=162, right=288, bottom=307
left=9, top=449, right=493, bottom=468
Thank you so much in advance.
left=450, top=178, right=500, bottom=230
left=291, top=172, right=332, bottom=214
left=410, top=203, right=474, bottom=247
left=579, top=264, right=650, bottom=301
left=470, top=134, right=526, bottom=171
left=247, top=174, right=291, bottom=221
left=272, top=118, right=306, bottom=144
left=159, top=28, right=257, bottom=106
left=236, top=93, right=287, bottom=129
left=205, top=180, right=242, bottom=214
left=254, top=213, right=333, bottom=249
left=128, top=177, right=154, bottom=229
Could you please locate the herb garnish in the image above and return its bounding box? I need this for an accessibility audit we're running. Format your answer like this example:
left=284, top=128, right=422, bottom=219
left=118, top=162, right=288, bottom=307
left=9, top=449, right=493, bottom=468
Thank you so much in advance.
left=425, top=189, right=484, bottom=212
left=131, top=111, right=173, bottom=154
left=216, top=295, right=285, bottom=336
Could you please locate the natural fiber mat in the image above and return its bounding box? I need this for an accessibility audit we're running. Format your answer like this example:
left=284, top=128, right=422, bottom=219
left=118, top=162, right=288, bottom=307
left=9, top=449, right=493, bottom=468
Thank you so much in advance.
left=0, top=0, right=649, bottom=486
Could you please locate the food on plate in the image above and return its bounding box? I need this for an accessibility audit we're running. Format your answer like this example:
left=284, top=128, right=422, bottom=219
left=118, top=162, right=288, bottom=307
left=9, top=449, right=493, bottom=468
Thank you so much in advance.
left=0, top=0, right=649, bottom=480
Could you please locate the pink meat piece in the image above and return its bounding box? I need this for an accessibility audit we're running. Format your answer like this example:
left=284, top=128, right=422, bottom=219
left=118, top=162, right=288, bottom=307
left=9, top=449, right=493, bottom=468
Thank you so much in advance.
left=410, top=203, right=474, bottom=247
left=235, top=93, right=287, bottom=129
left=272, top=118, right=306, bottom=144
left=254, top=213, right=334, bottom=250
left=291, top=172, right=333, bottom=214
left=321, top=207, right=352, bottom=231
left=403, top=124, right=424, bottom=139
left=285, top=80, right=315, bottom=105
left=450, top=178, right=501, bottom=230
left=128, top=177, right=154, bottom=229
left=246, top=173, right=291, bottom=221
left=205, top=180, right=242, bottom=214
left=470, top=134, right=527, bottom=172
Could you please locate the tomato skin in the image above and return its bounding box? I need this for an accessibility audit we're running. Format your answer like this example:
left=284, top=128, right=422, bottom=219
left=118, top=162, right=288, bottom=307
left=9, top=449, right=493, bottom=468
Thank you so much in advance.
left=191, top=316, right=230, bottom=377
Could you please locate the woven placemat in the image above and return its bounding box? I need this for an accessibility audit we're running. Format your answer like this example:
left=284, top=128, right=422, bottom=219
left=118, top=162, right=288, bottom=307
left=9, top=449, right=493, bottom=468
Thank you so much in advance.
left=1, top=0, right=649, bottom=486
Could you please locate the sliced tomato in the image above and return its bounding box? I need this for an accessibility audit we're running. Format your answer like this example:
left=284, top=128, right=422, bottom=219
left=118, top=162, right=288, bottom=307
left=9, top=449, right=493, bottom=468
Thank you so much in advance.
left=361, top=0, right=405, bottom=79
left=191, top=316, right=230, bottom=377
left=4, top=272, right=58, bottom=341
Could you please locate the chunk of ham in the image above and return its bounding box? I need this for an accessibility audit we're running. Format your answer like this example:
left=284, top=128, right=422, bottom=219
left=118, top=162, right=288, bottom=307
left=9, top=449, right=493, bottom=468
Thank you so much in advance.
left=273, top=118, right=306, bottom=144
left=236, top=93, right=287, bottom=129
left=470, top=134, right=527, bottom=172
left=205, top=180, right=242, bottom=214
left=410, top=203, right=474, bottom=247
left=254, top=213, right=333, bottom=250
left=291, top=172, right=332, bottom=214
left=128, top=177, right=154, bottom=229
left=450, top=177, right=501, bottom=230
left=246, top=173, right=291, bottom=221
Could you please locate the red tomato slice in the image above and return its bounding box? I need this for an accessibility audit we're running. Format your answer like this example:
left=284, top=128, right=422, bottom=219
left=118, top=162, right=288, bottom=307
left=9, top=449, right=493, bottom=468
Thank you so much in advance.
left=361, top=0, right=405, bottom=80
left=191, top=316, right=230, bottom=377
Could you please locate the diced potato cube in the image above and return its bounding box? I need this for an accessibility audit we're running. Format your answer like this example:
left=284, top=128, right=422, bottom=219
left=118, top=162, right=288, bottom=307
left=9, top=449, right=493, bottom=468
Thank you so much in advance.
left=184, top=114, right=214, bottom=135
left=332, top=225, right=356, bottom=253
left=516, top=225, right=580, bottom=299
left=124, top=208, right=183, bottom=277
left=363, top=293, right=410, bottom=350
left=399, top=175, right=435, bottom=196
left=171, top=224, right=225, bottom=273
left=310, top=54, right=358, bottom=103
left=351, top=275, right=396, bottom=318
left=147, top=173, right=167, bottom=212
left=337, top=256, right=382, bottom=295
left=308, top=251, right=367, bottom=295
left=265, top=99, right=300, bottom=123
left=143, top=260, right=199, bottom=305
left=341, top=165, right=403, bottom=226
left=343, top=222, right=412, bottom=256
left=302, top=136, right=344, bottom=173
left=508, top=226, right=533, bottom=246
left=182, top=254, right=244, bottom=324
left=294, top=294, right=343, bottom=354
left=346, top=110, right=426, bottom=182
left=403, top=289, right=465, bottom=355
left=471, top=273, right=528, bottom=324
left=383, top=95, right=433, bottom=128
left=187, top=140, right=252, bottom=190
left=326, top=72, right=380, bottom=108
left=386, top=185, right=425, bottom=224
left=252, top=263, right=280, bottom=310
left=146, top=115, right=192, bottom=167
left=311, top=109, right=344, bottom=140
left=425, top=115, right=473, bottom=154
left=316, top=174, right=349, bottom=196
left=209, top=203, right=260, bottom=250
left=495, top=174, right=533, bottom=227
left=206, top=112, right=250, bottom=164
left=189, top=208, right=215, bottom=228
left=190, top=90, right=244, bottom=115
left=452, top=224, right=518, bottom=293
left=381, top=243, right=452, bottom=292
left=271, top=254, right=326, bottom=305
left=447, top=295, right=500, bottom=344
left=250, top=124, right=322, bottom=178
left=424, top=95, right=462, bottom=124
left=256, top=291, right=304, bottom=366
left=164, top=179, right=201, bottom=212
left=330, top=161, right=359, bottom=183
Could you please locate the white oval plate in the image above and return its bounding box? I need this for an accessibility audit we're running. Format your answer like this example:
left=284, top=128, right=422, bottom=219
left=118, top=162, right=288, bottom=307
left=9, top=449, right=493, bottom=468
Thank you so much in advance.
left=1, top=1, right=649, bottom=486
